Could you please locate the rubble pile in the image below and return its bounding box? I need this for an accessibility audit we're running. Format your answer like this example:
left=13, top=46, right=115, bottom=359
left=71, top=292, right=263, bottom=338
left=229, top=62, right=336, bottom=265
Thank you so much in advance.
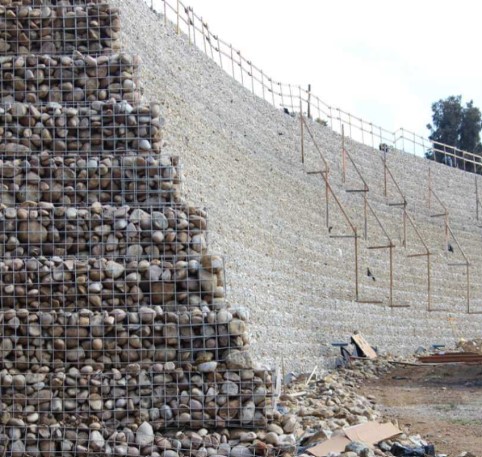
left=456, top=338, right=482, bottom=354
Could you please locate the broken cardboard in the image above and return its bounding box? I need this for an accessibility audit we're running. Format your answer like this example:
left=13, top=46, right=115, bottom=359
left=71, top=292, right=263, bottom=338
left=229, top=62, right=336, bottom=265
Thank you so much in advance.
left=345, top=421, right=401, bottom=443
left=306, top=434, right=350, bottom=457
left=306, top=421, right=401, bottom=457
left=351, top=333, right=377, bottom=359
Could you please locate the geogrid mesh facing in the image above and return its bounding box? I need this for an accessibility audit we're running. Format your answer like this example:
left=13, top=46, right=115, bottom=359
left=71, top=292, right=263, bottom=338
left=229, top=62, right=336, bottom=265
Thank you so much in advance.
left=0, top=3, right=121, bottom=55
left=0, top=52, right=140, bottom=105
left=0, top=154, right=182, bottom=206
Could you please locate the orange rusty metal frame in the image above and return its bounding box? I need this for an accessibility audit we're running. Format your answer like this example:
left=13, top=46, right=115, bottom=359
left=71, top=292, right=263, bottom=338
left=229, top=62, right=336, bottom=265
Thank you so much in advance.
left=382, top=156, right=432, bottom=311
left=427, top=168, right=473, bottom=313
left=300, top=114, right=362, bottom=300
left=340, top=127, right=403, bottom=307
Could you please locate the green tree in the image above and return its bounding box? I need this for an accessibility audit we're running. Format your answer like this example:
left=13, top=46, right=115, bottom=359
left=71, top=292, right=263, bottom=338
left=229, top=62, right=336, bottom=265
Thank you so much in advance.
left=426, top=96, right=482, bottom=171
left=427, top=95, right=463, bottom=148
left=459, top=101, right=482, bottom=153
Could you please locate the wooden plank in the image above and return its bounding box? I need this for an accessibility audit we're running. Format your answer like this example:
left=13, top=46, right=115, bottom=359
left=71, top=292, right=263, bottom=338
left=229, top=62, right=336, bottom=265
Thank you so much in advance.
left=351, top=333, right=377, bottom=359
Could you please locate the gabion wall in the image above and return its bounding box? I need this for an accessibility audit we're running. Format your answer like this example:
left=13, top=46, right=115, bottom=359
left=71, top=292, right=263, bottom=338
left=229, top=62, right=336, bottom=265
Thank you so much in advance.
left=0, top=2, right=276, bottom=456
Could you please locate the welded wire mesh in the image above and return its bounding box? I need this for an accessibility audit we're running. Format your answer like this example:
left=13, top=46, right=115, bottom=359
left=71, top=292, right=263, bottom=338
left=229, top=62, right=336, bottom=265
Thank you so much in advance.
left=0, top=254, right=226, bottom=311
left=0, top=100, right=162, bottom=155
left=0, top=3, right=121, bottom=55
left=0, top=366, right=273, bottom=428
left=0, top=0, right=278, bottom=453
left=0, top=204, right=205, bottom=258
left=0, top=52, right=140, bottom=105
left=0, top=154, right=182, bottom=207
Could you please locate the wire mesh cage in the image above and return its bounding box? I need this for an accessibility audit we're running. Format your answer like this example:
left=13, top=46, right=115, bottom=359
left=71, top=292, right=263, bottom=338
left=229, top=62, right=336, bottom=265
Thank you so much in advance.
left=0, top=0, right=280, bottom=454
left=0, top=52, right=140, bottom=105
left=0, top=153, right=183, bottom=207
left=0, top=254, right=226, bottom=310
left=0, top=100, right=163, bottom=156
left=0, top=365, right=273, bottom=428
left=0, top=3, right=121, bottom=55
left=0, top=203, right=205, bottom=258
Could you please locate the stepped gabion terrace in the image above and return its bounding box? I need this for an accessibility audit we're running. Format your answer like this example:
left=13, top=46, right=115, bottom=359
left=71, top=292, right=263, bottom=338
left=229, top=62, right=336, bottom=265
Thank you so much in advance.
left=0, top=2, right=279, bottom=456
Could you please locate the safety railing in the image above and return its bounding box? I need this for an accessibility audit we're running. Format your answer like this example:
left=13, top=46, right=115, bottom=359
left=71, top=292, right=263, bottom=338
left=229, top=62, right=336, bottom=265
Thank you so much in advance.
left=145, top=0, right=482, bottom=173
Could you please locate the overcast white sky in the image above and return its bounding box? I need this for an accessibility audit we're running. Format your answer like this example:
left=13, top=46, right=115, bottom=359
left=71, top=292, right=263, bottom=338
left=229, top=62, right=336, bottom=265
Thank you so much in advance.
left=176, top=0, right=482, bottom=140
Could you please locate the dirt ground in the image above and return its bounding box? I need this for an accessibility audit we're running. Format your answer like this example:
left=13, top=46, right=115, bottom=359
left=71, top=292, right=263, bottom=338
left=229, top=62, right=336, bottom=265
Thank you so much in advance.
left=360, top=363, right=482, bottom=456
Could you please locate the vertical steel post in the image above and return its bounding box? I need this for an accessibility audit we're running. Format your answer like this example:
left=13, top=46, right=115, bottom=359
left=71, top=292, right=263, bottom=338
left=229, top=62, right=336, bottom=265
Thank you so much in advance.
left=389, top=245, right=393, bottom=307
left=364, top=193, right=368, bottom=241
left=250, top=62, right=254, bottom=94
left=307, top=84, right=311, bottom=119
left=383, top=151, right=387, bottom=197
left=261, top=71, right=265, bottom=101
left=202, top=19, right=207, bottom=53
left=176, top=0, right=180, bottom=34
left=289, top=85, right=294, bottom=113
left=325, top=170, right=330, bottom=229
left=444, top=213, right=449, bottom=247
left=342, top=125, right=346, bottom=183
left=466, top=263, right=470, bottom=314
left=230, top=44, right=235, bottom=78
left=427, top=253, right=431, bottom=312
left=187, top=7, right=191, bottom=44
left=300, top=104, right=304, bottom=165
left=217, top=37, right=222, bottom=67
left=239, top=52, right=244, bottom=86
left=355, top=229, right=359, bottom=301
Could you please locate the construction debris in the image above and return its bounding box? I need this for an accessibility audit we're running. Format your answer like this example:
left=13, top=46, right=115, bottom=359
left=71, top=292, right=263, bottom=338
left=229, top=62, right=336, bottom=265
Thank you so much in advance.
left=306, top=421, right=402, bottom=457
left=418, top=352, right=482, bottom=364
left=456, top=338, right=482, bottom=354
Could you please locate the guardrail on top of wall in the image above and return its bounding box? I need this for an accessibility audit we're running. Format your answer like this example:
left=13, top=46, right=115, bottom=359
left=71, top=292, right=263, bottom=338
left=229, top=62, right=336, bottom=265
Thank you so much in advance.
left=145, top=0, right=482, bottom=173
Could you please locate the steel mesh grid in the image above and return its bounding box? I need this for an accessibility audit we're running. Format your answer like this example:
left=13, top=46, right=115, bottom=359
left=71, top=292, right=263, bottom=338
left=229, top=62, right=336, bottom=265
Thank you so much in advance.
left=0, top=52, right=140, bottom=105
left=0, top=0, right=279, bottom=452
left=0, top=153, right=183, bottom=207
left=0, top=203, right=205, bottom=259
left=0, top=3, right=121, bottom=56
left=0, top=431, right=286, bottom=457
left=0, top=365, right=273, bottom=426
left=0, top=366, right=275, bottom=453
left=0, top=100, right=162, bottom=156
left=0, top=253, right=226, bottom=310
left=0, top=306, right=251, bottom=371
left=0, top=371, right=273, bottom=431
left=3, top=1, right=111, bottom=5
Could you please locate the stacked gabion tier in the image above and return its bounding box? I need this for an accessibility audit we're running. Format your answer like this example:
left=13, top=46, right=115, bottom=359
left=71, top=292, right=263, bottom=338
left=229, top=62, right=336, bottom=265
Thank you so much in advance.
left=0, top=2, right=280, bottom=456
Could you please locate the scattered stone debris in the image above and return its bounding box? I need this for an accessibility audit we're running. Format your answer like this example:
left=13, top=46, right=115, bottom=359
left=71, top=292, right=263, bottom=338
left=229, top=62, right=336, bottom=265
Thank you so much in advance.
left=277, top=357, right=473, bottom=457
left=456, top=338, right=482, bottom=354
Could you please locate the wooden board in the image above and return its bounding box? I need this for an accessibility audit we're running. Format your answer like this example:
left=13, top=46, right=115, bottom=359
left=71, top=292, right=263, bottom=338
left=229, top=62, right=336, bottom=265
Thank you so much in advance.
left=351, top=333, right=377, bottom=359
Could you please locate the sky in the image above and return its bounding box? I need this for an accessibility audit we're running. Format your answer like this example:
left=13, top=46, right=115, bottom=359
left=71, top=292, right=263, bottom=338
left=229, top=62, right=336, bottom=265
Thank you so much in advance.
left=158, top=0, right=482, bottom=142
